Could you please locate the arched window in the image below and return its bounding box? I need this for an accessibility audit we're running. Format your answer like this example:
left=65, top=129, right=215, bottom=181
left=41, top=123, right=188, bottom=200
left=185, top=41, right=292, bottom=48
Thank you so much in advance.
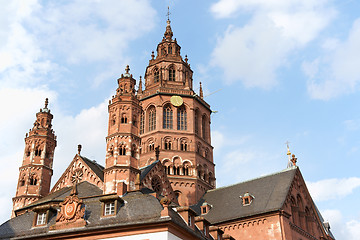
left=140, top=113, right=144, bottom=134
left=164, top=139, right=172, bottom=150
left=149, top=143, right=155, bottom=151
left=163, top=105, right=173, bottom=129
left=34, top=147, right=42, bottom=157
left=148, top=107, right=156, bottom=131
left=180, top=140, right=188, bottom=151
left=169, top=66, right=175, bottom=81
left=202, top=115, right=207, bottom=140
left=119, top=145, right=126, bottom=156
left=194, top=109, right=199, bottom=134
left=30, top=176, right=37, bottom=185
left=154, top=68, right=159, bottom=83
left=121, top=114, right=128, bottom=124
left=168, top=45, right=172, bottom=54
left=177, top=107, right=187, bottom=130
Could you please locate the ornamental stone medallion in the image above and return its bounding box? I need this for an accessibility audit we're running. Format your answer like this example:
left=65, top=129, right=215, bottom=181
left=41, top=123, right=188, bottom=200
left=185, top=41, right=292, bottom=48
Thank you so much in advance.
left=50, top=184, right=86, bottom=230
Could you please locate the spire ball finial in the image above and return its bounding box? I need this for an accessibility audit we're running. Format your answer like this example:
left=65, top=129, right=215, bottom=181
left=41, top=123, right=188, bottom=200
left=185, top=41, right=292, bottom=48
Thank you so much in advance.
left=45, top=98, right=49, bottom=109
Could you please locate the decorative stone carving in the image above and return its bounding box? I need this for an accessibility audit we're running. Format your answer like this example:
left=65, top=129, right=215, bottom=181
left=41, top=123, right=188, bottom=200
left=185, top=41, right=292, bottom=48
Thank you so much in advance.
left=50, top=184, right=86, bottom=230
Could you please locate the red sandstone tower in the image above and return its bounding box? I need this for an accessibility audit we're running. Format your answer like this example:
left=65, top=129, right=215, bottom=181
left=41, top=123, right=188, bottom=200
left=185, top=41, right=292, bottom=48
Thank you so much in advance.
left=12, top=99, right=57, bottom=216
left=103, top=66, right=142, bottom=194
left=137, top=19, right=215, bottom=206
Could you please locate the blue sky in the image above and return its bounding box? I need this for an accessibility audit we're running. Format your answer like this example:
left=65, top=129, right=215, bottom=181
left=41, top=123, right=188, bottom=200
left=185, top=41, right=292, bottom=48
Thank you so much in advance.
left=1, top=0, right=360, bottom=238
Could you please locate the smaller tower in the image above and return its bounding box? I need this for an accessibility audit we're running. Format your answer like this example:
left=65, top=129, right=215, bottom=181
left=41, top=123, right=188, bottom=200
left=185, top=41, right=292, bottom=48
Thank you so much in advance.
left=104, top=66, right=142, bottom=194
left=12, top=98, right=57, bottom=217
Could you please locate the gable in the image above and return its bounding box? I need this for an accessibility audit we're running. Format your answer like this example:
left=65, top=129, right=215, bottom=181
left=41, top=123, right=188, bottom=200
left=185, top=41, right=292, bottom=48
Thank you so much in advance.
left=282, top=168, right=335, bottom=239
left=51, top=154, right=104, bottom=193
left=140, top=160, right=178, bottom=204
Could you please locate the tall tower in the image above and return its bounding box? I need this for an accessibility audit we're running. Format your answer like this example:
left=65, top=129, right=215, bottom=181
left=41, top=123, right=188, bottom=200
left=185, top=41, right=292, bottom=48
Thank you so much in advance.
left=12, top=98, right=57, bottom=216
left=104, top=66, right=142, bottom=194
left=138, top=18, right=215, bottom=206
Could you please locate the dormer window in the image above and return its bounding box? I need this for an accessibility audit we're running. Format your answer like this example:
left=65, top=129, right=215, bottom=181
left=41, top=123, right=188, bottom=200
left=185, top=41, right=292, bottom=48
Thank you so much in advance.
left=240, top=192, right=254, bottom=206
left=36, top=212, right=46, bottom=226
left=100, top=195, right=124, bottom=217
left=104, top=202, right=115, bottom=216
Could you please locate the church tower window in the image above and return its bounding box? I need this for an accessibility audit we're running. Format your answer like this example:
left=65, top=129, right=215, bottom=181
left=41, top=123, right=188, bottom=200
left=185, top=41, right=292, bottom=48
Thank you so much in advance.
left=168, top=45, right=172, bottom=54
left=202, top=115, right=207, bottom=140
left=195, top=110, right=199, bottom=134
left=177, top=107, right=187, bottom=130
left=121, top=114, right=128, bottom=124
left=140, top=113, right=144, bottom=134
left=119, top=145, right=126, bottom=156
left=163, top=105, right=173, bottom=129
left=148, top=107, right=156, bottom=131
left=30, top=175, right=37, bottom=185
left=164, top=139, right=172, bottom=150
left=169, top=66, right=175, bottom=81
left=180, top=140, right=188, bottom=151
left=154, top=68, right=159, bottom=83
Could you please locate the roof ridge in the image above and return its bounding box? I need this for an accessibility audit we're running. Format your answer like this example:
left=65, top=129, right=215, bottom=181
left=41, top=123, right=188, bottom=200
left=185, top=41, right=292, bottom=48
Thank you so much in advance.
left=209, top=166, right=298, bottom=192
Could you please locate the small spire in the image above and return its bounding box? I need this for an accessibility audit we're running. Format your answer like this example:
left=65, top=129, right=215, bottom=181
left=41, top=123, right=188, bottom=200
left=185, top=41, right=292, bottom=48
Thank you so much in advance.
left=138, top=76, right=143, bottom=93
left=199, top=82, right=203, bottom=98
left=44, top=98, right=48, bottom=109
left=78, top=144, right=82, bottom=155
left=185, top=55, right=188, bottom=63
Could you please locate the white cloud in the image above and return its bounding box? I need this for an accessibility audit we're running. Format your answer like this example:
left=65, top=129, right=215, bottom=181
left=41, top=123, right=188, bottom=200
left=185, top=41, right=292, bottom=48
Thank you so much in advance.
left=210, top=0, right=335, bottom=88
left=307, top=177, right=360, bottom=201
left=322, top=209, right=360, bottom=240
left=306, top=18, right=360, bottom=100
left=343, top=119, right=360, bottom=131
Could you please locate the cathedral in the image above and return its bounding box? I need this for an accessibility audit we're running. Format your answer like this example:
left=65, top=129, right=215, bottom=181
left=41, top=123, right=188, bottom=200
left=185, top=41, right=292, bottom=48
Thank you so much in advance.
left=0, top=17, right=335, bottom=240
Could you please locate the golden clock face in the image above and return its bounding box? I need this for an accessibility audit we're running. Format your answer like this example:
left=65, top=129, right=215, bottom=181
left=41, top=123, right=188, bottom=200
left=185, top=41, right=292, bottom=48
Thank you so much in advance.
left=170, top=95, right=183, bottom=107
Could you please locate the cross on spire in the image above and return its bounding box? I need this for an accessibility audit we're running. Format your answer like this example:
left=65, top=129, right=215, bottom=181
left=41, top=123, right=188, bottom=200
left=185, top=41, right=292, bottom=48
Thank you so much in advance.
left=125, top=65, right=130, bottom=74
left=166, top=6, right=171, bottom=20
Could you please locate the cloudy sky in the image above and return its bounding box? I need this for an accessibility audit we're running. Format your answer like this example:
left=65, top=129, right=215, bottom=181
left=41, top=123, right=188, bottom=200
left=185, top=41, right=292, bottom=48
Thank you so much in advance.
left=1, top=0, right=360, bottom=238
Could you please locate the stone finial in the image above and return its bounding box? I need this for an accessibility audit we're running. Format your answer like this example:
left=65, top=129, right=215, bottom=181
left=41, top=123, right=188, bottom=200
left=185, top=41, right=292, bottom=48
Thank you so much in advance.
left=45, top=98, right=49, bottom=108
left=78, top=144, right=82, bottom=155
left=138, top=76, right=143, bottom=93
left=199, top=82, right=203, bottom=98
left=291, top=154, right=297, bottom=166
left=151, top=51, right=155, bottom=60
left=185, top=55, right=188, bottom=63
left=155, top=146, right=160, bottom=161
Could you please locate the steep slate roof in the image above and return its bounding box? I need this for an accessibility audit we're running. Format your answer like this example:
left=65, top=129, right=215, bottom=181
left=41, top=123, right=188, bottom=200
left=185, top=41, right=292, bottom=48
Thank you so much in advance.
left=16, top=181, right=103, bottom=211
left=140, top=160, right=159, bottom=181
left=197, top=167, right=297, bottom=224
left=81, top=156, right=104, bottom=181
left=0, top=183, right=207, bottom=239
